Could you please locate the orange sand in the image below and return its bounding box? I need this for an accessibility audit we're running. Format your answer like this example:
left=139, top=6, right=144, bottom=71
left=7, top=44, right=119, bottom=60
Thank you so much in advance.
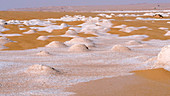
left=67, top=68, right=170, bottom=96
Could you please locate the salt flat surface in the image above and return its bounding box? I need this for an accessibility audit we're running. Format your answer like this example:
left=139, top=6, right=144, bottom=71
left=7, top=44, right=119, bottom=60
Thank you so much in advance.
left=0, top=11, right=170, bottom=96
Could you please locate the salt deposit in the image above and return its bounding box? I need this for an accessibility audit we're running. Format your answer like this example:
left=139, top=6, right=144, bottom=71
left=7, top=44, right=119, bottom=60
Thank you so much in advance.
left=66, top=37, right=95, bottom=47
left=0, top=34, right=22, bottom=37
left=30, top=24, right=69, bottom=33
left=37, top=36, right=49, bottom=41
left=119, top=26, right=147, bottom=33
left=65, top=30, right=78, bottom=36
left=0, top=19, right=7, bottom=26
left=153, top=45, right=170, bottom=70
left=111, top=44, right=131, bottom=52
left=68, top=44, right=89, bottom=52
left=36, top=51, right=52, bottom=56
left=69, top=27, right=82, bottom=32
left=136, top=17, right=170, bottom=21
left=159, top=27, right=169, bottom=31
left=164, top=31, right=170, bottom=36
left=26, top=64, right=60, bottom=75
left=125, top=40, right=142, bottom=45
left=0, top=37, right=13, bottom=45
left=23, top=19, right=52, bottom=26
left=23, top=30, right=36, bottom=34
left=19, top=28, right=26, bottom=30
left=46, top=15, right=86, bottom=22
left=113, top=25, right=127, bottom=29
left=0, top=25, right=9, bottom=32
left=7, top=20, right=21, bottom=24
left=45, top=41, right=67, bottom=48
left=143, top=13, right=169, bottom=17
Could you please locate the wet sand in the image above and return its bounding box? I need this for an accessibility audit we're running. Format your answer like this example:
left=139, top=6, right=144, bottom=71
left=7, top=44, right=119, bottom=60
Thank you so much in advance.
left=67, top=68, right=170, bottom=96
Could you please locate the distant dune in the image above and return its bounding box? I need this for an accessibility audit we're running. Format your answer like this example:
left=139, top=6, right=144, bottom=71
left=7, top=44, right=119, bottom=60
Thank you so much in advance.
left=8, top=3, right=170, bottom=12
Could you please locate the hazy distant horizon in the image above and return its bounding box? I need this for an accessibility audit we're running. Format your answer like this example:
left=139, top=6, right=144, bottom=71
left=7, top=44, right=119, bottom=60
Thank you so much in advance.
left=1, top=0, right=170, bottom=10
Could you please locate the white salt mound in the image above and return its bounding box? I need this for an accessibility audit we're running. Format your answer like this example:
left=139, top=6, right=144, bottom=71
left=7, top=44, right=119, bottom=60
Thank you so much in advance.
left=60, top=23, right=69, bottom=28
left=69, top=44, right=89, bottom=52
left=45, top=41, right=67, bottom=48
left=36, top=51, right=52, bottom=56
left=164, top=31, right=170, bottom=36
left=37, top=36, right=49, bottom=41
left=111, top=44, right=131, bottom=52
left=153, top=45, right=170, bottom=70
left=23, top=30, right=36, bottom=34
left=67, top=37, right=95, bottom=47
left=26, top=64, right=60, bottom=75
left=125, top=40, right=142, bottom=45
left=65, top=30, right=78, bottom=35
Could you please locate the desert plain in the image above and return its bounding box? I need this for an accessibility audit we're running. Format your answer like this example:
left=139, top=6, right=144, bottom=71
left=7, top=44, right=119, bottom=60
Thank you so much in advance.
left=0, top=9, right=170, bottom=96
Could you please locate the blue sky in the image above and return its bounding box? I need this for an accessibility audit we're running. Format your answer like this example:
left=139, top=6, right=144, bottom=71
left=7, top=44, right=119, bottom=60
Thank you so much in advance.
left=0, top=0, right=170, bottom=10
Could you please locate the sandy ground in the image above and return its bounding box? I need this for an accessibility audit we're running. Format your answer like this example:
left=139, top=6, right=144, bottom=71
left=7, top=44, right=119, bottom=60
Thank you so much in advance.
left=0, top=11, right=170, bottom=96
left=67, top=69, right=170, bottom=96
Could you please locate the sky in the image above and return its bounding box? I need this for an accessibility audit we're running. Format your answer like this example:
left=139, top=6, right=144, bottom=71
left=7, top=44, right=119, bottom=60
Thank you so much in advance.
left=1, top=0, right=170, bottom=10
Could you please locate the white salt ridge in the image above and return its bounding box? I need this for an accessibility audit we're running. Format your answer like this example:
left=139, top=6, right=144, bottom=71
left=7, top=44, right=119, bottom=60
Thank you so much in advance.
left=0, top=34, right=22, bottom=37
left=66, top=37, right=95, bottom=47
left=46, top=15, right=87, bottom=22
left=0, top=37, right=13, bottom=50
left=0, top=25, right=9, bottom=32
left=69, top=44, right=89, bottom=52
left=30, top=23, right=69, bottom=33
left=119, top=26, right=148, bottom=33
left=37, top=36, right=49, bottom=41
left=80, top=19, right=112, bottom=35
left=113, top=25, right=127, bottom=28
left=164, top=31, right=170, bottom=36
left=23, top=30, right=36, bottom=34
left=19, top=28, right=26, bottom=30
left=23, top=19, right=52, bottom=26
left=7, top=20, right=21, bottom=24
left=136, top=17, right=170, bottom=21
left=118, top=35, right=149, bottom=39
left=143, top=12, right=169, bottom=17
left=116, top=14, right=141, bottom=17
left=45, top=41, right=67, bottom=48
left=158, top=27, right=169, bottom=30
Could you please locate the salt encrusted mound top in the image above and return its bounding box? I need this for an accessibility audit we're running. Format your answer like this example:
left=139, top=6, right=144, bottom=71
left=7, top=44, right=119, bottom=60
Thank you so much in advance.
left=68, top=44, right=89, bottom=52
left=23, top=30, right=36, bottom=34
left=37, top=36, right=49, bottom=41
left=111, top=44, right=131, bottom=52
left=164, top=31, right=170, bottom=36
left=60, top=23, right=69, bottom=28
left=45, top=41, right=67, bottom=48
left=125, top=40, right=142, bottom=45
left=66, top=37, right=95, bottom=47
left=153, top=45, right=170, bottom=70
left=0, top=19, right=7, bottom=26
left=0, top=37, right=13, bottom=44
left=36, top=51, right=52, bottom=56
left=65, top=30, right=78, bottom=36
left=26, top=64, right=61, bottom=75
